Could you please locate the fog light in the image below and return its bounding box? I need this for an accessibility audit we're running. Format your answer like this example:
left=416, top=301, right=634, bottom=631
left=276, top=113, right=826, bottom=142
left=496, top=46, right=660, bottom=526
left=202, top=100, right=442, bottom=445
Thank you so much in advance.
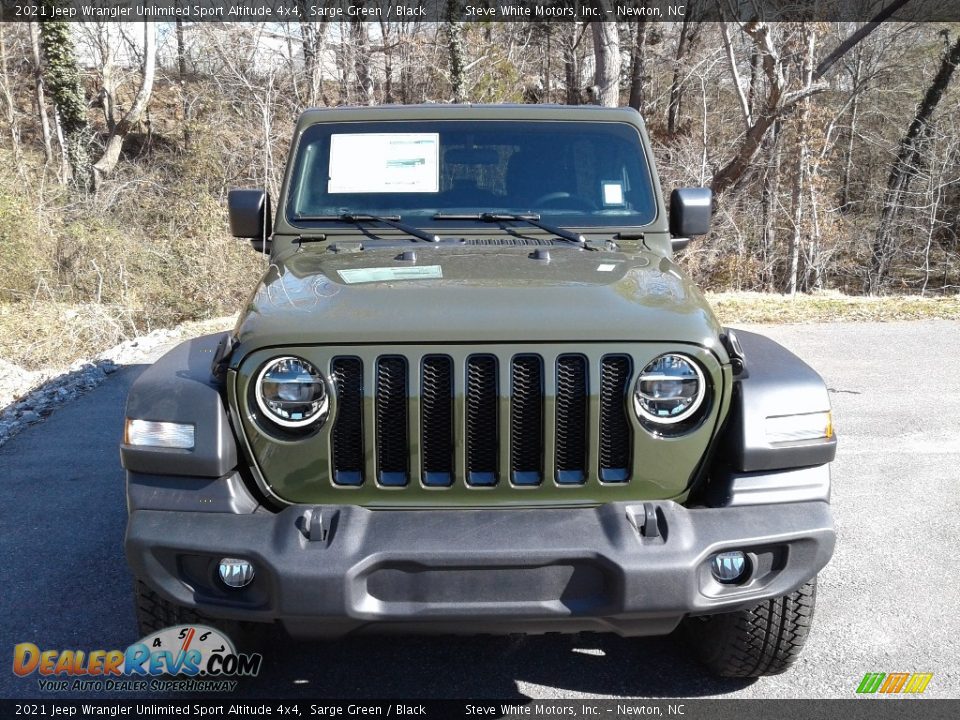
left=710, top=551, right=748, bottom=584
left=218, top=558, right=255, bottom=588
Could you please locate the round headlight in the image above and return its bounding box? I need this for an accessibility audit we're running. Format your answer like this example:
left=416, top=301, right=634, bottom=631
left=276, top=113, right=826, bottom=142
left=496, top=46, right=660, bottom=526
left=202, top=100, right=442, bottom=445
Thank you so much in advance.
left=255, top=356, right=329, bottom=428
left=633, top=354, right=706, bottom=427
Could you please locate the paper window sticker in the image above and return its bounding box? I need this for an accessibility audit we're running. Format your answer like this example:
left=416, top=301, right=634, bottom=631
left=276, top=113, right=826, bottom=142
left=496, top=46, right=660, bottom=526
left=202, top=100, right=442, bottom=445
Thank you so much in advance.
left=602, top=181, right=625, bottom=206
left=329, top=134, right=439, bottom=194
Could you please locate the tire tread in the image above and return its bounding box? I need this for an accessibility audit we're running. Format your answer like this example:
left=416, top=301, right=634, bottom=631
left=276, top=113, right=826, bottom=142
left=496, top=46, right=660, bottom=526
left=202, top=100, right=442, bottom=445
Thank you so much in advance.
left=683, top=578, right=818, bottom=678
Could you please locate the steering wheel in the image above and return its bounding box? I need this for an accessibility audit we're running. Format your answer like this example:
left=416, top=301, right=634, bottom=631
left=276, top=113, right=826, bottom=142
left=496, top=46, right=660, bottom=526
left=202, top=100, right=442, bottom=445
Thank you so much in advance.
left=530, top=192, right=597, bottom=212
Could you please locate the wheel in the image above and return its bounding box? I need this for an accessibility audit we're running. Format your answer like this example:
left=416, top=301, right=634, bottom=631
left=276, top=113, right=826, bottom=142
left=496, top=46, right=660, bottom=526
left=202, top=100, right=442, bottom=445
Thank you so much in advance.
left=530, top=191, right=597, bottom=211
left=680, top=577, right=818, bottom=678
left=132, top=578, right=265, bottom=647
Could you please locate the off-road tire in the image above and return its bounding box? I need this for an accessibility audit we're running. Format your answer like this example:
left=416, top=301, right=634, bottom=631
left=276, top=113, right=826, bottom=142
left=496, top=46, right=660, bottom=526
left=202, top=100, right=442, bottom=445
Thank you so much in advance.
left=133, top=578, right=254, bottom=645
left=681, top=577, right=817, bottom=678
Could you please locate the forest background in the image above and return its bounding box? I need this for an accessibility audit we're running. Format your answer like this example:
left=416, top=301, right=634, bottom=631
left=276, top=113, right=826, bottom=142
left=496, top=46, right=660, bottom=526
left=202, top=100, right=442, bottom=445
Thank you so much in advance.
left=1, top=9, right=959, bottom=368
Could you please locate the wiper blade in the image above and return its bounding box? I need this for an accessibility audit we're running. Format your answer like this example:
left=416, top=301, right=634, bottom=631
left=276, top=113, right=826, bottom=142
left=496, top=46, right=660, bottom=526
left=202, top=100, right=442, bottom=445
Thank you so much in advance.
left=432, top=212, right=591, bottom=249
left=295, top=213, right=439, bottom=243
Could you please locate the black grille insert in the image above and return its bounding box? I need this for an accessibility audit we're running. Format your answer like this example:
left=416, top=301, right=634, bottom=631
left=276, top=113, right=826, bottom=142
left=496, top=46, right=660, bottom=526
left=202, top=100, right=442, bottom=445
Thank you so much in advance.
left=330, top=357, right=364, bottom=486
left=421, top=355, right=454, bottom=487
left=376, top=356, right=409, bottom=486
left=555, top=355, right=588, bottom=484
left=599, top=355, right=632, bottom=482
left=510, top=355, right=544, bottom=485
left=465, top=355, right=498, bottom=486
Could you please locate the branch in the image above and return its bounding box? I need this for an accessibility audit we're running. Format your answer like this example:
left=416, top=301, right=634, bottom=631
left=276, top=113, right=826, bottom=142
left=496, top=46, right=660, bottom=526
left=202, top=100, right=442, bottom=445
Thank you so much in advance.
left=720, top=21, right=753, bottom=128
left=813, top=0, right=914, bottom=81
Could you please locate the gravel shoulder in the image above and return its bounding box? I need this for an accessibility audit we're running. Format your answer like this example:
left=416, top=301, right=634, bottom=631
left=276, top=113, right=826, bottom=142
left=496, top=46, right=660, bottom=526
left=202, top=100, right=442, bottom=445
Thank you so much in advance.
left=0, top=316, right=235, bottom=447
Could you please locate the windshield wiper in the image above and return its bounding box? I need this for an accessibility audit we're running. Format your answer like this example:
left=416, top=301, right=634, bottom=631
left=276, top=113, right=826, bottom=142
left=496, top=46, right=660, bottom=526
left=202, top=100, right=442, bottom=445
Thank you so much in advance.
left=295, top=213, right=439, bottom=243
left=432, top=212, right=592, bottom=249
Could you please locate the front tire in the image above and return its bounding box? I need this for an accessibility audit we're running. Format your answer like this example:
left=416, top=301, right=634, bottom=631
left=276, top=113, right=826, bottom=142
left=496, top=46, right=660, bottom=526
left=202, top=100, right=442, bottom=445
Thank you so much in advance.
left=133, top=578, right=263, bottom=647
left=681, top=577, right=818, bottom=678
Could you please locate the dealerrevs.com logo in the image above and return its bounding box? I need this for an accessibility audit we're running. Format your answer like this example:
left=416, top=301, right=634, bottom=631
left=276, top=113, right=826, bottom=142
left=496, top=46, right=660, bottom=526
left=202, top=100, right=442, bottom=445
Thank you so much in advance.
left=13, top=625, right=262, bottom=692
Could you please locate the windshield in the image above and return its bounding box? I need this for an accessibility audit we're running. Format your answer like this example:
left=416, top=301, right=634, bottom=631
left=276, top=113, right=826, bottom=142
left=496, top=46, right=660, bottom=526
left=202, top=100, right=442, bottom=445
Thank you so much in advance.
left=286, top=120, right=657, bottom=229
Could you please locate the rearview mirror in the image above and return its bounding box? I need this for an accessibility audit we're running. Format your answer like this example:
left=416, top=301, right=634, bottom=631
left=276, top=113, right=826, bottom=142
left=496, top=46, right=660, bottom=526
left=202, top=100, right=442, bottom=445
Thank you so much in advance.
left=669, top=187, right=712, bottom=251
left=228, top=189, right=272, bottom=252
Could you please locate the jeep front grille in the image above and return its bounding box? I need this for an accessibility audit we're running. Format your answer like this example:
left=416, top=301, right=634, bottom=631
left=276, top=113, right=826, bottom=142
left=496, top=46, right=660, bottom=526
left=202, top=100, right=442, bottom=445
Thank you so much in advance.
left=329, top=350, right=634, bottom=489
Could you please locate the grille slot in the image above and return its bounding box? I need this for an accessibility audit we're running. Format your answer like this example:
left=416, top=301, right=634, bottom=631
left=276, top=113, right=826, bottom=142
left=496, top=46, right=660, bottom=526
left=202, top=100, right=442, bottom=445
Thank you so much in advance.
left=510, top=355, right=544, bottom=485
left=465, top=355, right=499, bottom=486
left=330, top=357, right=364, bottom=486
left=421, top=355, right=454, bottom=487
left=555, top=355, right=588, bottom=484
left=599, top=355, right=632, bottom=482
left=376, top=356, right=409, bottom=486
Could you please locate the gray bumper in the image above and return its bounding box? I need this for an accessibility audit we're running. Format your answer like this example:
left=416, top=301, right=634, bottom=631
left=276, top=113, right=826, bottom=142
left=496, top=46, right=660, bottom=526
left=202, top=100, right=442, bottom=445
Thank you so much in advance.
left=125, top=500, right=834, bottom=638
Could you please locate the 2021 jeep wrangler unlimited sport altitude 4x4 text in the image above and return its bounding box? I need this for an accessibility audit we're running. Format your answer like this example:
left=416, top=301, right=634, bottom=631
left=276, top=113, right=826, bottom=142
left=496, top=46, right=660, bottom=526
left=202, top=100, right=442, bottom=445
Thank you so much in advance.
left=120, top=104, right=836, bottom=678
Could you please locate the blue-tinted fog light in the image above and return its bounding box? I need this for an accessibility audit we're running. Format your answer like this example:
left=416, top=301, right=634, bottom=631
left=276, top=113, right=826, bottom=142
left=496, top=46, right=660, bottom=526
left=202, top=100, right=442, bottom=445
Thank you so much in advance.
left=218, top=558, right=255, bottom=588
left=710, top=551, right=749, bottom=584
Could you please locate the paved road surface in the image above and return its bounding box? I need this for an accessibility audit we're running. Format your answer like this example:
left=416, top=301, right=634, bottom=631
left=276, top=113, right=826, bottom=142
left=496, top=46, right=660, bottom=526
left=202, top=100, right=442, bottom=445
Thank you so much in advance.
left=2, top=321, right=958, bottom=700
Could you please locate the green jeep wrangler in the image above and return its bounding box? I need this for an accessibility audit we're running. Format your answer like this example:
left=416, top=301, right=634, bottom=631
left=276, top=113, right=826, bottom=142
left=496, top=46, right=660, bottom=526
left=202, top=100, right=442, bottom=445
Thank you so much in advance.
left=120, top=105, right=836, bottom=678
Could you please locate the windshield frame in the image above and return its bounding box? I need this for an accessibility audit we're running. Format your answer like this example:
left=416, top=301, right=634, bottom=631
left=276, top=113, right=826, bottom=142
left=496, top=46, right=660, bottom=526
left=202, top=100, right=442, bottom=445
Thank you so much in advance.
left=283, top=118, right=661, bottom=234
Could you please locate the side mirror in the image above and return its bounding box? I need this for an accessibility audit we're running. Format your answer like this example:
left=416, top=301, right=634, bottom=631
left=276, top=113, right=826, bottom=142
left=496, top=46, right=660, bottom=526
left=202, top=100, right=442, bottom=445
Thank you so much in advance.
left=228, top=189, right=272, bottom=252
left=669, top=187, right=712, bottom=251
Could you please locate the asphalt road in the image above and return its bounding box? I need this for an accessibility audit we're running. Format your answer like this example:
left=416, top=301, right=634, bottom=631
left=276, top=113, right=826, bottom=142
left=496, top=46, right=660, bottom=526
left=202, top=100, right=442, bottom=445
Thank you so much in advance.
left=1, top=320, right=958, bottom=700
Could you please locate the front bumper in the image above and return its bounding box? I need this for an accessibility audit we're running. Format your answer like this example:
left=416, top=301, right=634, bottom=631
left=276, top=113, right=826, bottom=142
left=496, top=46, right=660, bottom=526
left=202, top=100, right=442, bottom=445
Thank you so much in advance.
left=126, top=500, right=834, bottom=639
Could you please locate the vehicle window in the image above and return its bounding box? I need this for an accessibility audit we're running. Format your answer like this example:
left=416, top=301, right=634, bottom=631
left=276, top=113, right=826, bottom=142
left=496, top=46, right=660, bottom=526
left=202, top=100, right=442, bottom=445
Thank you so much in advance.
left=287, top=120, right=657, bottom=228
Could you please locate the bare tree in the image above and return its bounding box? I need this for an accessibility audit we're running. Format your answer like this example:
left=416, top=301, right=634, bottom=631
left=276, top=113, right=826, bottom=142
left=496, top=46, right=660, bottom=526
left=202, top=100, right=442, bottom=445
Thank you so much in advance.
left=590, top=6, right=621, bottom=107
left=0, top=22, right=22, bottom=168
left=562, top=23, right=585, bottom=105
left=870, top=34, right=960, bottom=294
left=28, top=22, right=54, bottom=166
left=666, top=8, right=701, bottom=136
left=92, top=23, right=157, bottom=187
left=445, top=0, right=467, bottom=103
left=711, top=17, right=902, bottom=196
left=627, top=15, right=654, bottom=112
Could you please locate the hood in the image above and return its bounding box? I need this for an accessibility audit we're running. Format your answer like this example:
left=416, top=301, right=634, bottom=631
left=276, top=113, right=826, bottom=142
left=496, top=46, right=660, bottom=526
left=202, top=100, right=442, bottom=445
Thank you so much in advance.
left=230, top=245, right=723, bottom=360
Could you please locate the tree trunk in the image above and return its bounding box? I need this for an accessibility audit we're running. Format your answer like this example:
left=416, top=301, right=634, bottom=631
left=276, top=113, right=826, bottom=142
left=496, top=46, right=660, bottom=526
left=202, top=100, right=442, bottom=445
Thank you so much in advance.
left=38, top=20, right=92, bottom=190
left=298, top=3, right=326, bottom=106
left=563, top=23, right=582, bottom=105
left=28, top=22, right=54, bottom=166
left=0, top=23, right=22, bottom=168
left=667, top=15, right=691, bottom=136
left=351, top=18, right=374, bottom=104
left=445, top=0, right=467, bottom=103
left=544, top=27, right=552, bottom=102
left=786, top=26, right=816, bottom=296
left=870, top=35, right=960, bottom=294
left=627, top=17, right=649, bottom=112
left=839, top=50, right=862, bottom=212
left=760, top=121, right=782, bottom=291
left=92, top=22, right=157, bottom=187
left=590, top=9, right=620, bottom=107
